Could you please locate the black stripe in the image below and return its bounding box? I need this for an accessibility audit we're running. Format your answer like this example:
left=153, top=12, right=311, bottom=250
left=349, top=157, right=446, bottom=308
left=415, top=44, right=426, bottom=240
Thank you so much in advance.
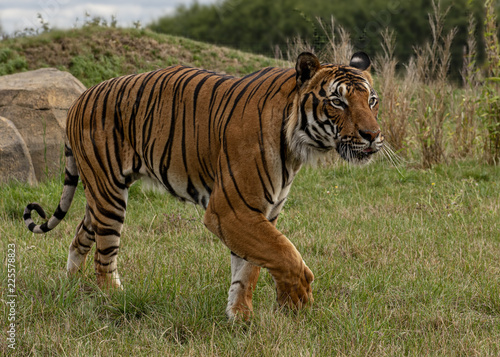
left=103, top=141, right=127, bottom=191
left=275, top=197, right=287, bottom=207
left=97, top=246, right=120, bottom=256
left=312, top=93, right=320, bottom=116
left=39, top=223, right=50, bottom=233
left=201, top=196, right=208, bottom=209
left=64, top=170, right=79, bottom=186
left=53, top=204, right=66, bottom=220
left=192, top=73, right=213, bottom=128
left=280, top=104, right=292, bottom=187
left=256, top=161, right=274, bottom=205
left=186, top=177, right=199, bottom=204
left=95, top=260, right=115, bottom=268
left=77, top=240, right=91, bottom=249
left=159, top=69, right=198, bottom=197
left=132, top=154, right=142, bottom=173
left=27, top=203, right=47, bottom=219
left=181, top=102, right=188, bottom=172
left=94, top=227, right=121, bottom=237
left=256, top=111, right=275, bottom=195
left=198, top=174, right=212, bottom=196
left=87, top=205, right=111, bottom=230
left=82, top=224, right=94, bottom=235
left=207, top=77, right=232, bottom=149
left=268, top=214, right=279, bottom=223
left=300, top=94, right=311, bottom=131
left=125, top=175, right=134, bottom=187
left=217, top=158, right=236, bottom=214
left=96, top=192, right=125, bottom=220
left=64, top=145, right=73, bottom=157
left=230, top=251, right=248, bottom=261
left=225, top=155, right=263, bottom=215
left=231, top=280, right=245, bottom=289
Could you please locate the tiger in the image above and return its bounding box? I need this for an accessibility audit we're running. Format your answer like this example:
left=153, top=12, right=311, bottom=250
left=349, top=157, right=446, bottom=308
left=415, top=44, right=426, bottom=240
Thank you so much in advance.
left=24, top=51, right=383, bottom=320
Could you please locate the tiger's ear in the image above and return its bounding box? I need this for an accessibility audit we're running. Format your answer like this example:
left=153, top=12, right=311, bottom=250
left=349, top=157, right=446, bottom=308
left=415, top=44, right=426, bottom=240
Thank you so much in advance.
left=296, top=52, right=321, bottom=89
left=349, top=52, right=371, bottom=71
left=349, top=51, right=373, bottom=85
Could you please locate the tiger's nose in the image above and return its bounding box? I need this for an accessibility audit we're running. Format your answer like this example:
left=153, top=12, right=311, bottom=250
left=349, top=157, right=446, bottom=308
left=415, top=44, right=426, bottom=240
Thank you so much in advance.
left=359, top=129, right=381, bottom=142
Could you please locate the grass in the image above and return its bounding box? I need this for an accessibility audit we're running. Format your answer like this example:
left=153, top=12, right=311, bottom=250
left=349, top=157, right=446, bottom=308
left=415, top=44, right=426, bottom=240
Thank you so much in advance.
left=2, top=158, right=500, bottom=356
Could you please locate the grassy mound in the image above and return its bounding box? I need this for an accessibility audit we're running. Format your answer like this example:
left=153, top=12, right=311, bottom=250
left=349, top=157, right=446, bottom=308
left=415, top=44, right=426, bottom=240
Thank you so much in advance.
left=0, top=26, right=287, bottom=87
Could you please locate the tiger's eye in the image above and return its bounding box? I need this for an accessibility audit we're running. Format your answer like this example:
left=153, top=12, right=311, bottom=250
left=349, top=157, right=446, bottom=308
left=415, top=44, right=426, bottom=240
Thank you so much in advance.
left=369, top=97, right=377, bottom=107
left=331, top=98, right=343, bottom=107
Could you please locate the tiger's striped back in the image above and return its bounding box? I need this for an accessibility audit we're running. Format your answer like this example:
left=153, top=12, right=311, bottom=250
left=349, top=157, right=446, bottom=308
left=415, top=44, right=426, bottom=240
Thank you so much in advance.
left=67, top=66, right=297, bottom=212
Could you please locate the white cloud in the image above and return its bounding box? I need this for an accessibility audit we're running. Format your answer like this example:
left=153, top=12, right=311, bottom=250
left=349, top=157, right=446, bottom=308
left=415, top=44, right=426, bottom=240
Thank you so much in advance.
left=0, top=0, right=216, bottom=35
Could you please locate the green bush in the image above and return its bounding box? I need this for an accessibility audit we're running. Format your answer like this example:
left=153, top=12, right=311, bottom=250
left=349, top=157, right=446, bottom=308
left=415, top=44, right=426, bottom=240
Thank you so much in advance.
left=0, top=48, right=28, bottom=75
left=69, top=54, right=125, bottom=87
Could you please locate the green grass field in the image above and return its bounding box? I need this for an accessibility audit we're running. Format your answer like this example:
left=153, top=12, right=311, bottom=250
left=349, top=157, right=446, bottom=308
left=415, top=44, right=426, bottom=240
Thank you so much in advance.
left=2, top=158, right=499, bottom=356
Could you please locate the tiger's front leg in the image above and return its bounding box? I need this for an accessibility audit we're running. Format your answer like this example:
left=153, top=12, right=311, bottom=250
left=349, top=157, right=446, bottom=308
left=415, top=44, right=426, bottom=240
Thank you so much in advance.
left=204, top=186, right=314, bottom=317
left=226, top=253, right=261, bottom=320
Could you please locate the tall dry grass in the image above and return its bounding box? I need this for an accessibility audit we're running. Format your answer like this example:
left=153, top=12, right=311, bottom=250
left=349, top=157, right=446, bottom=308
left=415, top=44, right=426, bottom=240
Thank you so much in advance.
left=412, top=1, right=457, bottom=168
left=481, top=0, right=500, bottom=165
left=315, top=17, right=353, bottom=65
left=454, top=14, right=481, bottom=159
left=280, top=0, right=500, bottom=167
left=279, top=16, right=353, bottom=65
left=374, top=29, right=416, bottom=157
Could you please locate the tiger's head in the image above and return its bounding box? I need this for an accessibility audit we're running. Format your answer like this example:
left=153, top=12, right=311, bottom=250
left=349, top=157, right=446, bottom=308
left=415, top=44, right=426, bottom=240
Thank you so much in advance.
left=287, top=52, right=384, bottom=165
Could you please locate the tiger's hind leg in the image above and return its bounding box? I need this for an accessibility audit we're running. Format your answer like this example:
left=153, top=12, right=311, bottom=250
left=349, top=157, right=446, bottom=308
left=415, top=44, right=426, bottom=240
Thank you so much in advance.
left=226, top=252, right=261, bottom=320
left=88, top=188, right=128, bottom=290
left=67, top=204, right=95, bottom=276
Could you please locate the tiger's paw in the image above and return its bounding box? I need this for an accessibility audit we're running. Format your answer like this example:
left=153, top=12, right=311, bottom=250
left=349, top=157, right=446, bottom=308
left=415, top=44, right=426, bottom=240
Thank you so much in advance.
left=226, top=287, right=254, bottom=321
left=96, top=271, right=123, bottom=290
left=226, top=303, right=253, bottom=322
left=66, top=244, right=89, bottom=276
left=275, top=262, right=314, bottom=310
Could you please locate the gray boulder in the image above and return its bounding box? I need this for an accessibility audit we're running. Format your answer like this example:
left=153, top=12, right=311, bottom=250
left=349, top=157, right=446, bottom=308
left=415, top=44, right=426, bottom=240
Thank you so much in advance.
left=0, top=68, right=86, bottom=181
left=0, top=116, right=37, bottom=185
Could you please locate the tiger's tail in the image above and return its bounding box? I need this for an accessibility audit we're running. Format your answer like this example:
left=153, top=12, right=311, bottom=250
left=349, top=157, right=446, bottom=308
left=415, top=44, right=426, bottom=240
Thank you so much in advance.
left=24, top=144, right=79, bottom=234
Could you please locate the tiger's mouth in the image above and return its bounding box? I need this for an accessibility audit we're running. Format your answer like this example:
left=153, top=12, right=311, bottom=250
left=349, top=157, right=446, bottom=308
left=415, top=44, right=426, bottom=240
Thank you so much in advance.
left=336, top=142, right=380, bottom=164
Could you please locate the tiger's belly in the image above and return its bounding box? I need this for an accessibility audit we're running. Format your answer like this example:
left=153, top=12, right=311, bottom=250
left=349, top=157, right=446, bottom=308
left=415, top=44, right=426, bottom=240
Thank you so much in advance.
left=166, top=170, right=212, bottom=208
left=265, top=183, right=293, bottom=222
left=142, top=169, right=212, bottom=209
left=141, top=159, right=293, bottom=221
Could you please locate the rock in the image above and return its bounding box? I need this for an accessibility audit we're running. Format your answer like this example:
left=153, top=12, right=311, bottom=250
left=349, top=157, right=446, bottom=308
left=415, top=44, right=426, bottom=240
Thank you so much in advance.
left=0, top=68, right=86, bottom=181
left=0, top=116, right=37, bottom=185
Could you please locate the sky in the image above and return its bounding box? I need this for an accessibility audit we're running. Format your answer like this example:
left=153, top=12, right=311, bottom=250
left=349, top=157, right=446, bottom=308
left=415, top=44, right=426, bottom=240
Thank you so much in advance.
left=0, top=0, right=216, bottom=35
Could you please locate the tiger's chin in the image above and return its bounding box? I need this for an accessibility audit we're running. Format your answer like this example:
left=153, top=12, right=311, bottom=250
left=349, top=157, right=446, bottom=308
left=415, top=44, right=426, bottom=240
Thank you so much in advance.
left=289, top=136, right=379, bottom=166
left=336, top=143, right=378, bottom=165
